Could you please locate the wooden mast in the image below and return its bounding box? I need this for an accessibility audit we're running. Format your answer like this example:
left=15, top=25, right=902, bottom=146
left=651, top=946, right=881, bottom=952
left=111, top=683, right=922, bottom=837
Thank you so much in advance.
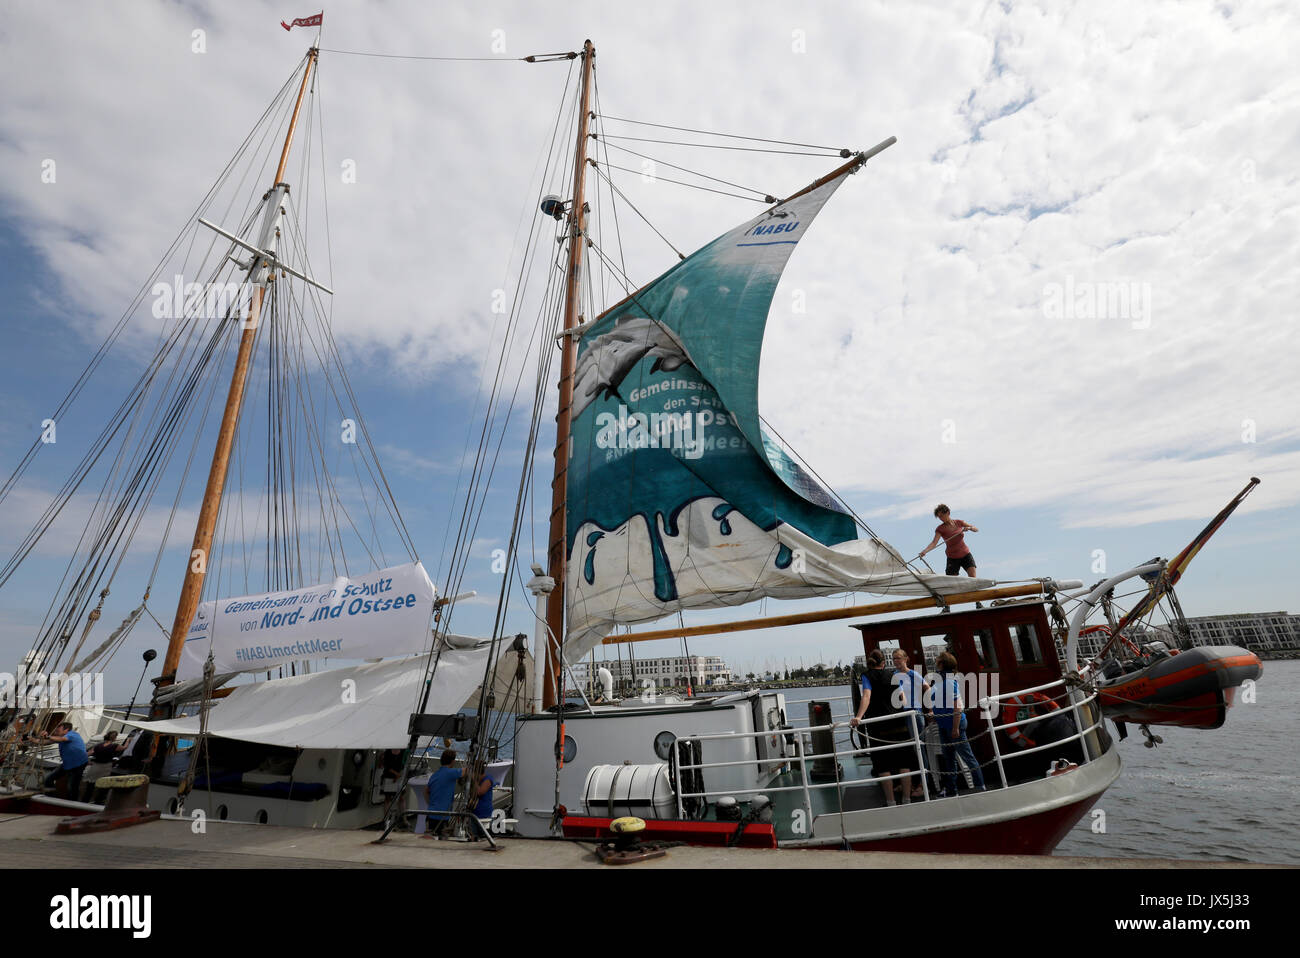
left=542, top=40, right=596, bottom=709
left=155, top=48, right=319, bottom=705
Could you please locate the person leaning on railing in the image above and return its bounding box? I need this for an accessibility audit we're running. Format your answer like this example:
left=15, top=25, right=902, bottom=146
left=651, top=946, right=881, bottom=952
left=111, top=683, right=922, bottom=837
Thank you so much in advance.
left=931, top=652, right=986, bottom=798
left=850, top=649, right=912, bottom=806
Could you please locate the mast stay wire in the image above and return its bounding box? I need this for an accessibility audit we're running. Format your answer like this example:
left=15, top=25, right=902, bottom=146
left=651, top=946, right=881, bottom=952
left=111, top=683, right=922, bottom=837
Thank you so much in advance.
left=592, top=138, right=777, bottom=201
left=454, top=62, right=599, bottom=763
left=592, top=113, right=852, bottom=154
left=592, top=134, right=842, bottom=157
left=406, top=56, right=579, bottom=737
left=591, top=158, right=768, bottom=205
left=587, top=163, right=687, bottom=260
left=433, top=55, right=577, bottom=593
left=434, top=70, right=578, bottom=626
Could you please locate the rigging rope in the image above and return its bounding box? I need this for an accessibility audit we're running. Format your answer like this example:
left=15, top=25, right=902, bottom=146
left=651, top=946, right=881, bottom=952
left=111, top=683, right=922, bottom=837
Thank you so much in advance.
left=318, top=47, right=568, bottom=63
left=593, top=113, right=851, bottom=154
left=593, top=133, right=842, bottom=157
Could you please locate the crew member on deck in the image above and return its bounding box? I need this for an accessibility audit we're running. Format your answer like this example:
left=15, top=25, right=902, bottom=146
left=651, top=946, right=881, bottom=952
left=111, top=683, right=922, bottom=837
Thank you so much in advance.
left=39, top=722, right=89, bottom=798
left=920, top=504, right=979, bottom=577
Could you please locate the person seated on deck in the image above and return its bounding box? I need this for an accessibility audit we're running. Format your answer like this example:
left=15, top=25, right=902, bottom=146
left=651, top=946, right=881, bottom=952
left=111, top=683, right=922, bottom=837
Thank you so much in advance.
left=930, top=653, right=986, bottom=798
left=81, top=730, right=127, bottom=802
left=850, top=649, right=911, bottom=806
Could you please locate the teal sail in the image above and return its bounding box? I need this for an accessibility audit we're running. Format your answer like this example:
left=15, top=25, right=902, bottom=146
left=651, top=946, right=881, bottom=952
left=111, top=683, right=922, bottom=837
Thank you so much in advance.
left=564, top=163, right=988, bottom=658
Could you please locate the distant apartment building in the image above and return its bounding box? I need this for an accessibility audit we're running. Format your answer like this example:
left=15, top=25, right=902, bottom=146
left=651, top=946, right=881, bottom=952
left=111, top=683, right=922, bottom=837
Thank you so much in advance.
left=1056, top=612, right=1299, bottom=661
left=1181, top=611, right=1300, bottom=651
left=574, top=654, right=731, bottom=688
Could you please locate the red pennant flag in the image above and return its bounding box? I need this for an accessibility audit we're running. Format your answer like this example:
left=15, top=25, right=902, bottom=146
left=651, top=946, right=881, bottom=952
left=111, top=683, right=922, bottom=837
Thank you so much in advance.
left=281, top=12, right=323, bottom=31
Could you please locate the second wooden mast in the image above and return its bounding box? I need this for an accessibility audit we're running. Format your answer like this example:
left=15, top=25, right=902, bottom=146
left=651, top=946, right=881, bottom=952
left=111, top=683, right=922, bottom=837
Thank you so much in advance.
left=542, top=40, right=596, bottom=710
left=154, top=47, right=319, bottom=709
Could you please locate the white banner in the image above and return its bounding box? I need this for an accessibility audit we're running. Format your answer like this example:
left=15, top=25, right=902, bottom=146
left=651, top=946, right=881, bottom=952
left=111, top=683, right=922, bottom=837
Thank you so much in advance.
left=178, top=562, right=436, bottom=680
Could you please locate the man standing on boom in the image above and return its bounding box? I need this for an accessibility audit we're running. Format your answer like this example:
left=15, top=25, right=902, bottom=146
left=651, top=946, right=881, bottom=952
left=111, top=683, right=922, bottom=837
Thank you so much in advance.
left=920, top=504, right=979, bottom=577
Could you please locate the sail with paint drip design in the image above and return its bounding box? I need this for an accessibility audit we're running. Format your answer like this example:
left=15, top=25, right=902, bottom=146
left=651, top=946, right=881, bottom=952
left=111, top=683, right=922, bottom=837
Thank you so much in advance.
left=564, top=165, right=993, bottom=659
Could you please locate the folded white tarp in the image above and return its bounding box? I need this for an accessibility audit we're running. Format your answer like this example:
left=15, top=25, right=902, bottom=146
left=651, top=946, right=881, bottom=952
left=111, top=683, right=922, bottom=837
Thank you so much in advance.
left=114, top=644, right=493, bottom=750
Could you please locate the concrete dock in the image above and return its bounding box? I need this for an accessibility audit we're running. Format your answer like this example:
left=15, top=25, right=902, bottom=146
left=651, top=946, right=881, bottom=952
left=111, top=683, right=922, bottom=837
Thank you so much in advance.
left=0, top=813, right=1274, bottom=868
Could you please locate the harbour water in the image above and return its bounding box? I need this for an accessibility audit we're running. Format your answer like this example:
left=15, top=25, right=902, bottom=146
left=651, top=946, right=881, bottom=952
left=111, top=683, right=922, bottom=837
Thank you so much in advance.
left=770, top=664, right=1298, bottom=864
left=1055, top=659, right=1298, bottom=864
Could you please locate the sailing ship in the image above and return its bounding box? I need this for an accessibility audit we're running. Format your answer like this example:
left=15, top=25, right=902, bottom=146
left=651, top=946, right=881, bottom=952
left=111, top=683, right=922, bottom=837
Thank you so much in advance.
left=0, top=41, right=526, bottom=829
left=458, top=40, right=1264, bottom=855
left=0, top=36, right=1264, bottom=856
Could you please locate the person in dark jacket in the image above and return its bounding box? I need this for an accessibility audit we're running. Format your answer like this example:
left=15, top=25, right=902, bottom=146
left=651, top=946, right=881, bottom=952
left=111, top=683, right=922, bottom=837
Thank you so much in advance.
left=851, top=649, right=911, bottom=806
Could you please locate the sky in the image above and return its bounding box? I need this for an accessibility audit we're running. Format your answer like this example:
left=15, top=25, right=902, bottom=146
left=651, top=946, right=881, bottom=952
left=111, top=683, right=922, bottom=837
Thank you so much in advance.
left=0, top=0, right=1297, bottom=698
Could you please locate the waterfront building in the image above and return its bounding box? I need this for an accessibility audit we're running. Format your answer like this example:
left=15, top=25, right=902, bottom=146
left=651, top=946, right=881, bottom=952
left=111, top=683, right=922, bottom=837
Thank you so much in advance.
left=1181, top=611, right=1300, bottom=651
left=577, top=654, right=732, bottom=689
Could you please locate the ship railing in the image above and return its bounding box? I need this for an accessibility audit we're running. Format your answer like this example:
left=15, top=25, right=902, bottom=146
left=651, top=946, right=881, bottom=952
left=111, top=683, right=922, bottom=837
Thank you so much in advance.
left=977, top=678, right=1105, bottom=790
left=669, top=678, right=1106, bottom=827
left=669, top=709, right=931, bottom=827
left=780, top=694, right=854, bottom=726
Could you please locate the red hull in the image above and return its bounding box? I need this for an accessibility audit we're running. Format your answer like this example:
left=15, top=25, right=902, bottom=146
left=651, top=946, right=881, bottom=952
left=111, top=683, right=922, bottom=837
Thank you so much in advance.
left=845, top=791, right=1103, bottom=855
left=0, top=795, right=96, bottom=817
left=563, top=789, right=1101, bottom=857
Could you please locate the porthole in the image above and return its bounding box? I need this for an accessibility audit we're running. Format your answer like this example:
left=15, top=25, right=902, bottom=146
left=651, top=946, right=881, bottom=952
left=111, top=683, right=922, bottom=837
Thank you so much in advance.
left=653, top=731, right=676, bottom=761
left=256, top=809, right=269, bottom=824
left=216, top=804, right=229, bottom=820
left=554, top=735, right=577, bottom=763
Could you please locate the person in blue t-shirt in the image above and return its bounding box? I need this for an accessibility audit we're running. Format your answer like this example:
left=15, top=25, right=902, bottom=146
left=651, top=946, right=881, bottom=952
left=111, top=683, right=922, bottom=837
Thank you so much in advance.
left=930, top=652, right=986, bottom=797
left=425, top=749, right=462, bottom=836
left=40, top=722, right=89, bottom=798
left=891, top=648, right=930, bottom=799
left=424, top=748, right=495, bottom=837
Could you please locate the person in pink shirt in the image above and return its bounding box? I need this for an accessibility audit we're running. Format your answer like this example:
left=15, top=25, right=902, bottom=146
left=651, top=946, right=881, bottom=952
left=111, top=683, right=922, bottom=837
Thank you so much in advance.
left=920, top=504, right=979, bottom=577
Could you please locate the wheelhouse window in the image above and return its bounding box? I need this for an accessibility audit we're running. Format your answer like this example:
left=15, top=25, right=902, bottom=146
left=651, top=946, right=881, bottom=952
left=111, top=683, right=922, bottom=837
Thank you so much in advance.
left=974, top=628, right=997, bottom=669
left=919, top=633, right=953, bottom=673
left=1009, top=623, right=1041, bottom=665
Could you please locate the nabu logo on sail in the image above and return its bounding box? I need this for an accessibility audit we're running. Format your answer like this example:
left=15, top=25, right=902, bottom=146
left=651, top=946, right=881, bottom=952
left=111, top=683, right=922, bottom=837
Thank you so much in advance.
left=746, top=221, right=800, bottom=237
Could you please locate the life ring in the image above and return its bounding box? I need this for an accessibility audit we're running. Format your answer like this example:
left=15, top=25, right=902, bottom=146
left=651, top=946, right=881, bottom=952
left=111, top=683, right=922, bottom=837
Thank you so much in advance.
left=1000, top=691, right=1060, bottom=749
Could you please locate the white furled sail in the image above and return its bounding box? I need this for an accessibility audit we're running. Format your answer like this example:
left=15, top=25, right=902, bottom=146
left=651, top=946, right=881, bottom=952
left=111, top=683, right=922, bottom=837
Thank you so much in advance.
left=120, top=646, right=491, bottom=750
